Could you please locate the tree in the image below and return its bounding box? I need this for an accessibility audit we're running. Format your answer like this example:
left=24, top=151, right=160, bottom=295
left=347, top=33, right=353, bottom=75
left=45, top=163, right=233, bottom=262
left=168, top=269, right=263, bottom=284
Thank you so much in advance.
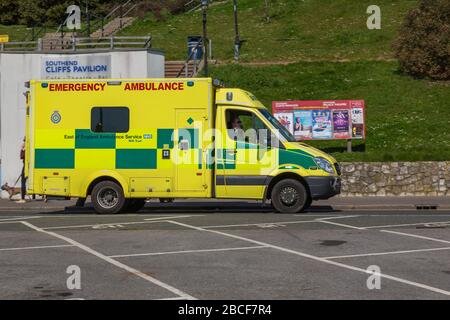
left=0, top=0, right=21, bottom=24
left=1, top=0, right=115, bottom=27
left=393, top=0, right=450, bottom=80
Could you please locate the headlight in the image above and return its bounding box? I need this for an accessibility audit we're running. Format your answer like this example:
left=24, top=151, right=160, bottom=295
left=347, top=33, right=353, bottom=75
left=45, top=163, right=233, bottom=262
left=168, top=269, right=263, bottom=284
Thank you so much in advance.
left=314, top=157, right=334, bottom=174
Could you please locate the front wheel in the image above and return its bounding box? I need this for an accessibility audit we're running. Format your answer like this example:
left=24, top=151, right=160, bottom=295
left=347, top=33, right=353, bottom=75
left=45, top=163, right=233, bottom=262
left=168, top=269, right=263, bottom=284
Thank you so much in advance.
left=91, top=181, right=126, bottom=214
left=271, top=179, right=310, bottom=213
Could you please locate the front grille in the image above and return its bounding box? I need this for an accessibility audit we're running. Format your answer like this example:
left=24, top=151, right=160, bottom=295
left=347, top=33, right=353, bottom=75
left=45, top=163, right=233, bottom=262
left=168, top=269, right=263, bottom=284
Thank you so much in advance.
left=334, top=163, right=341, bottom=175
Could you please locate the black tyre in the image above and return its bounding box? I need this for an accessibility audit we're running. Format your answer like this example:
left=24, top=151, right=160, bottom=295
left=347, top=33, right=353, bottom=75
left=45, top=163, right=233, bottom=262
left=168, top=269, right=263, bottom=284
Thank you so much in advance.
left=126, top=199, right=146, bottom=212
left=91, top=181, right=126, bottom=214
left=304, top=197, right=313, bottom=212
left=271, top=179, right=309, bottom=213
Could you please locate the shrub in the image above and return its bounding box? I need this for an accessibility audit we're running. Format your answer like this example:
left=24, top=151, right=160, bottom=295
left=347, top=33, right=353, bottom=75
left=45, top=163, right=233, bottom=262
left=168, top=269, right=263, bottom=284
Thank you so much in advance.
left=392, top=0, right=450, bottom=80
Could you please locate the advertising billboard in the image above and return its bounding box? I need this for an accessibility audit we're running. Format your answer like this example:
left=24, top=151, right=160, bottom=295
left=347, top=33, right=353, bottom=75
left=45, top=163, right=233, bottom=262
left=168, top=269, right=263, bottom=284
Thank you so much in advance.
left=272, top=100, right=365, bottom=140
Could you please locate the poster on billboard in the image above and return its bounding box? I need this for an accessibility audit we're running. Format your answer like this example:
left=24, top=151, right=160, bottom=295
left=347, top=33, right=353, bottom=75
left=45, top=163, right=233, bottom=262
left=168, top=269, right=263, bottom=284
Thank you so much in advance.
left=312, top=110, right=332, bottom=139
left=274, top=112, right=294, bottom=135
left=41, top=55, right=111, bottom=79
left=351, top=107, right=364, bottom=138
left=332, top=109, right=351, bottom=139
left=293, top=110, right=312, bottom=139
left=271, top=100, right=365, bottom=141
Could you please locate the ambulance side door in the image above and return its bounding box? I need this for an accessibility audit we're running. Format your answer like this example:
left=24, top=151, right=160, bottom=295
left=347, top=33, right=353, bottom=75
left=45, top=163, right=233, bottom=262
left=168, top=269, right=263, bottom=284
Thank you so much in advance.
left=174, top=109, right=208, bottom=193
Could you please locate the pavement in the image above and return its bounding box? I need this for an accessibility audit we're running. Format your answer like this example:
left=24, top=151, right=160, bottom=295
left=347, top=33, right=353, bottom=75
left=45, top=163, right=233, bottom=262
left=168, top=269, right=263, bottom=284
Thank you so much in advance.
left=0, top=202, right=450, bottom=299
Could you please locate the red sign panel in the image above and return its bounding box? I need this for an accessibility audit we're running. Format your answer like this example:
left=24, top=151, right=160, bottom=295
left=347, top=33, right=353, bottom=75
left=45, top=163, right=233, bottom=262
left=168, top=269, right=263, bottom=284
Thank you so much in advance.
left=272, top=100, right=366, bottom=140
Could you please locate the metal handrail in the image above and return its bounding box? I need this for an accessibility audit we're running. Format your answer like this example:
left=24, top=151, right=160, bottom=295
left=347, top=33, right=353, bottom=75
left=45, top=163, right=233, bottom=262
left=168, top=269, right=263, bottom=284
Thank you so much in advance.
left=176, top=38, right=204, bottom=78
left=0, top=35, right=152, bottom=52
left=105, top=0, right=133, bottom=20
left=123, top=3, right=139, bottom=18
left=89, top=0, right=137, bottom=38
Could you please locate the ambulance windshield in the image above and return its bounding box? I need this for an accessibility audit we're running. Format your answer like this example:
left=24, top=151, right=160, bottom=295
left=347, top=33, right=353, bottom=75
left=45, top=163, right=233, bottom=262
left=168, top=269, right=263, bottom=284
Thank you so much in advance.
left=259, top=109, right=296, bottom=142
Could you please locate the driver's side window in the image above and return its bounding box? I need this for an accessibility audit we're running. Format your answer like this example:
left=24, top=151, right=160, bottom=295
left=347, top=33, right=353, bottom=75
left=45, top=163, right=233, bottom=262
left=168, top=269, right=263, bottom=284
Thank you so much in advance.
left=225, top=109, right=270, bottom=145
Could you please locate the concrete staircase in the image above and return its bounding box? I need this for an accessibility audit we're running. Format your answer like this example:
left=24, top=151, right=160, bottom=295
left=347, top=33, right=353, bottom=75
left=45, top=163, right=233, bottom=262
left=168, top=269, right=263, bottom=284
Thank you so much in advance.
left=165, top=61, right=200, bottom=78
left=91, top=17, right=135, bottom=38
left=41, top=32, right=75, bottom=51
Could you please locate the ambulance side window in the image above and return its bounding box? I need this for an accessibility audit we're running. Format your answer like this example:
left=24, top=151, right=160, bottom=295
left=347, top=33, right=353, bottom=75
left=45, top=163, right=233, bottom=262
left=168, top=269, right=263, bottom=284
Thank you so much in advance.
left=225, top=109, right=270, bottom=145
left=91, top=107, right=129, bottom=133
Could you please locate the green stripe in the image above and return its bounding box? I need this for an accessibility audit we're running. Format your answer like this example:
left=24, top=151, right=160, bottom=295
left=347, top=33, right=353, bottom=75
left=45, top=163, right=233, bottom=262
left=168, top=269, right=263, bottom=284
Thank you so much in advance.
left=198, top=149, right=203, bottom=169
left=279, top=148, right=316, bottom=169
left=157, top=129, right=174, bottom=148
left=35, top=149, right=74, bottom=169
left=216, top=149, right=236, bottom=170
left=75, top=129, right=116, bottom=149
left=116, top=149, right=157, bottom=169
left=178, top=128, right=199, bottom=148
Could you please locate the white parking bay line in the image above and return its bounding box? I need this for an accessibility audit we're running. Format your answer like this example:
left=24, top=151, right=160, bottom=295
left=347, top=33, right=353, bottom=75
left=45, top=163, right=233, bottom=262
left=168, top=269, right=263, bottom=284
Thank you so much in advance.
left=0, top=216, right=42, bottom=223
left=201, top=220, right=317, bottom=229
left=323, top=246, right=450, bottom=260
left=0, top=244, right=75, bottom=252
left=167, top=220, right=450, bottom=297
left=109, top=245, right=267, bottom=258
left=319, top=220, right=365, bottom=230
left=314, top=215, right=360, bottom=221
left=381, top=230, right=450, bottom=245
left=365, top=220, right=450, bottom=229
left=20, top=221, right=196, bottom=300
left=43, top=215, right=199, bottom=230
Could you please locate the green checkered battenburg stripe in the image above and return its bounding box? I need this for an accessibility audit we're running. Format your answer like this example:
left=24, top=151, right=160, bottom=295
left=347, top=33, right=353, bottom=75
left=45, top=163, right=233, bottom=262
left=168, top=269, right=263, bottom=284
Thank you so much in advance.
left=34, top=128, right=199, bottom=169
left=34, top=128, right=315, bottom=170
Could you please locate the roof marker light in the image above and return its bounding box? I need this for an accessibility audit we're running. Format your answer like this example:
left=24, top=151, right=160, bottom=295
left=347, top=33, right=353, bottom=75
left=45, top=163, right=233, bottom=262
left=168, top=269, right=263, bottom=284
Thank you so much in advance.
left=107, top=81, right=122, bottom=86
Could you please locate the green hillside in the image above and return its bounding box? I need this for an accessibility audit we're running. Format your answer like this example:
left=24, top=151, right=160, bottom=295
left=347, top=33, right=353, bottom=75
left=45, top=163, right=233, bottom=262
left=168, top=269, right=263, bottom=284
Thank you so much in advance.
left=210, top=61, right=450, bottom=162
left=1, top=0, right=449, bottom=162
left=0, top=24, right=28, bottom=41
left=121, top=0, right=449, bottom=162
left=122, top=0, right=418, bottom=62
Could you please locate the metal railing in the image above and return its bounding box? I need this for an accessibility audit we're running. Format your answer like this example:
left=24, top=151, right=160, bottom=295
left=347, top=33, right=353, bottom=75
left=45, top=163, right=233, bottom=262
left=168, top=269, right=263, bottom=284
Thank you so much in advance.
left=176, top=38, right=204, bottom=78
left=52, top=0, right=138, bottom=41
left=0, top=41, right=38, bottom=51
left=91, top=0, right=138, bottom=38
left=184, top=0, right=216, bottom=13
left=70, top=35, right=152, bottom=50
left=0, top=35, right=152, bottom=52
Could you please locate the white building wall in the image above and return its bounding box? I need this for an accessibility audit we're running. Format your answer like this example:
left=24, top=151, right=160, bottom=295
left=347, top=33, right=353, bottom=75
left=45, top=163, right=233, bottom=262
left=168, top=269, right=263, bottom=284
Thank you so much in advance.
left=0, top=49, right=165, bottom=197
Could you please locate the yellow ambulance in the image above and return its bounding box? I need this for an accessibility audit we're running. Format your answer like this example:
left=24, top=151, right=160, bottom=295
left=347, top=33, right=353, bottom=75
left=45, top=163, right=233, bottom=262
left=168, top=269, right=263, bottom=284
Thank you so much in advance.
left=25, top=78, right=341, bottom=214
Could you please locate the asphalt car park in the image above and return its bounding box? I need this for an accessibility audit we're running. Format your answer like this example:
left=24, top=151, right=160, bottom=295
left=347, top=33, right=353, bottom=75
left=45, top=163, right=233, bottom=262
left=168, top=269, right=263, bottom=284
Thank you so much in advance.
left=1, top=203, right=450, bottom=300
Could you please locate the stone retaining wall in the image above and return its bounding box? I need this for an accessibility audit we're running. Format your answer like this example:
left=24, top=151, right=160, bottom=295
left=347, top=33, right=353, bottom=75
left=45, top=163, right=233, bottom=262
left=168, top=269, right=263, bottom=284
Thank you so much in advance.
left=340, top=162, right=450, bottom=196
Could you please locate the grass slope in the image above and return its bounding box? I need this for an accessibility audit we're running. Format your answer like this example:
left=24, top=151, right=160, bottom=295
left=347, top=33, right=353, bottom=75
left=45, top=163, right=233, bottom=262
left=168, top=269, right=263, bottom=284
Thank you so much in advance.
left=2, top=0, right=448, bottom=161
left=210, top=61, right=450, bottom=162
left=122, top=0, right=417, bottom=62
left=0, top=24, right=29, bottom=41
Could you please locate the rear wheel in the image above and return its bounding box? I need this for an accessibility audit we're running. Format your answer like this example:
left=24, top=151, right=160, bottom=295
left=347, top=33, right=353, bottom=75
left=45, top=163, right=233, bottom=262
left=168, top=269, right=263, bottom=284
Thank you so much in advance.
left=271, top=179, right=309, bottom=213
left=91, top=181, right=126, bottom=214
left=126, top=199, right=146, bottom=212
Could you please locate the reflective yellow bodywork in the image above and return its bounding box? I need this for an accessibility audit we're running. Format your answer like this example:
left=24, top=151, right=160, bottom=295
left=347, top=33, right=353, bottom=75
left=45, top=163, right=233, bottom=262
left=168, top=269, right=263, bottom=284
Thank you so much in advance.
left=26, top=78, right=340, bottom=201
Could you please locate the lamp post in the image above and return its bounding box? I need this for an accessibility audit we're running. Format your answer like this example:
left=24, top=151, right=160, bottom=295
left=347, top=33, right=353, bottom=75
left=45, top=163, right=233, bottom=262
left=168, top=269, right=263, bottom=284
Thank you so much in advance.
left=86, top=0, right=91, bottom=37
left=201, top=0, right=209, bottom=77
left=233, top=0, right=240, bottom=61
